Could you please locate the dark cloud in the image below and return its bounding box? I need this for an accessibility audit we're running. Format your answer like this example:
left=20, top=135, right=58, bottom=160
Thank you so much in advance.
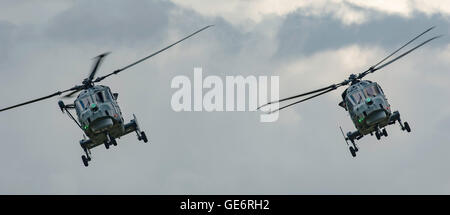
left=276, top=11, right=450, bottom=60
left=45, top=0, right=173, bottom=47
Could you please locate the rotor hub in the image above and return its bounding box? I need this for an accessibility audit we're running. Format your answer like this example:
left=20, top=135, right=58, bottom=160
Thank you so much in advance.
left=82, top=79, right=93, bottom=88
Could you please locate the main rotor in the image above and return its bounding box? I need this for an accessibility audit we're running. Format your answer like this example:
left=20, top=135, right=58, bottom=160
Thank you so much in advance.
left=259, top=26, right=442, bottom=113
left=0, top=25, right=213, bottom=112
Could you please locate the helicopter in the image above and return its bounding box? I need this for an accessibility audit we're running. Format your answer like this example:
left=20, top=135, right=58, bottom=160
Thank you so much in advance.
left=259, top=26, right=441, bottom=157
left=0, top=25, right=212, bottom=167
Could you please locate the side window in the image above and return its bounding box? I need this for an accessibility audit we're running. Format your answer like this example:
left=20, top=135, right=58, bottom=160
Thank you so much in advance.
left=346, top=97, right=353, bottom=110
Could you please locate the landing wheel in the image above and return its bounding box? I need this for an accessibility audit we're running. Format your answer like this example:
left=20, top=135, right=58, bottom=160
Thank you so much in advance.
left=404, top=122, right=411, bottom=132
left=141, top=131, right=148, bottom=143
left=350, top=140, right=358, bottom=152
left=81, top=155, right=89, bottom=167
left=104, top=142, right=110, bottom=149
left=375, top=132, right=381, bottom=140
left=382, top=128, right=388, bottom=137
left=349, top=146, right=356, bottom=157
left=111, top=138, right=117, bottom=146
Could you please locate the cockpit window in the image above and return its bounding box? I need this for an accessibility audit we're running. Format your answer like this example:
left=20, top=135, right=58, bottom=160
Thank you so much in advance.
left=96, top=91, right=105, bottom=103
left=77, top=96, right=93, bottom=110
left=77, top=100, right=85, bottom=110
left=350, top=91, right=364, bottom=104
left=364, top=85, right=380, bottom=98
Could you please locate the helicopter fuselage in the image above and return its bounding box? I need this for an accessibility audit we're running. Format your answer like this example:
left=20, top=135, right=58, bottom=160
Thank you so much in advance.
left=73, top=85, right=140, bottom=149
left=341, top=80, right=392, bottom=135
left=0, top=25, right=211, bottom=166
left=267, top=26, right=435, bottom=158
left=338, top=79, right=411, bottom=157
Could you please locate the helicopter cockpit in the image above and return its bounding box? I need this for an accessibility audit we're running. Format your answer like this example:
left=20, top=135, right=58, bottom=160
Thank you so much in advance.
left=348, top=85, right=381, bottom=105
left=74, top=86, right=123, bottom=133
left=75, top=87, right=114, bottom=110
left=339, top=81, right=385, bottom=111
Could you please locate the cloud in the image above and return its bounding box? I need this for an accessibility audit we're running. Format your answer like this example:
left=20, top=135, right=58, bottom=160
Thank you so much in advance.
left=0, top=0, right=450, bottom=194
left=0, top=0, right=74, bottom=25
left=170, top=0, right=450, bottom=26
left=45, top=0, right=173, bottom=47
left=278, top=45, right=385, bottom=92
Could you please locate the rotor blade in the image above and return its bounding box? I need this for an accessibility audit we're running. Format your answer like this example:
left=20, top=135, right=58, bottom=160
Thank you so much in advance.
left=267, top=87, right=337, bottom=114
left=88, top=52, right=110, bottom=82
left=0, top=88, right=78, bottom=113
left=371, top=26, right=435, bottom=69
left=258, top=82, right=345, bottom=110
left=94, top=25, right=213, bottom=83
left=372, top=35, right=442, bottom=72
left=62, top=85, right=85, bottom=98
left=62, top=88, right=82, bottom=98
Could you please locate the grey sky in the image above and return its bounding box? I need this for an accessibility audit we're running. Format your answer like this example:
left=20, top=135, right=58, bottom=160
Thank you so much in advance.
left=0, top=0, right=450, bottom=194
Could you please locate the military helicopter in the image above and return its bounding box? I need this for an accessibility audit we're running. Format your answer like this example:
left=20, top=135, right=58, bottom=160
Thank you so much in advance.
left=259, top=26, right=441, bottom=157
left=0, top=25, right=212, bottom=166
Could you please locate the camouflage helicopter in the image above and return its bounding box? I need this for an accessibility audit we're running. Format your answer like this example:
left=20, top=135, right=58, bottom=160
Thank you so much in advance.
left=259, top=26, right=441, bottom=157
left=0, top=25, right=212, bottom=166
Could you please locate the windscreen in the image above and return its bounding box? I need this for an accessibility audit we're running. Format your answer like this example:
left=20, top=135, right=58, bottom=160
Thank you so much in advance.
left=364, top=85, right=380, bottom=98
left=76, top=96, right=93, bottom=110
left=350, top=91, right=365, bottom=104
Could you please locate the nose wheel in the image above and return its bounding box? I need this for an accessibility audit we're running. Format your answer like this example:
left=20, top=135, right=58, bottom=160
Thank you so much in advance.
left=382, top=128, right=388, bottom=137
left=104, top=133, right=117, bottom=149
left=375, top=127, right=388, bottom=140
